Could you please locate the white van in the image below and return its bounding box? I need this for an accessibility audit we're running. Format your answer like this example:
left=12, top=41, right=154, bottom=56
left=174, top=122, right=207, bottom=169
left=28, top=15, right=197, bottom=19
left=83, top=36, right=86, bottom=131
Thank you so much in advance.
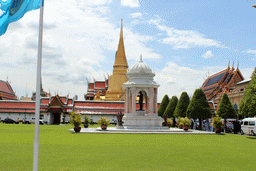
left=241, top=118, right=256, bottom=136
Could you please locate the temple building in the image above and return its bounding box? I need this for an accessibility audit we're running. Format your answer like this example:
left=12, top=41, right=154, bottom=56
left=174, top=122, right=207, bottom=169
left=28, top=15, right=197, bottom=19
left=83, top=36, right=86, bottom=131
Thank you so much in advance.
left=214, top=78, right=250, bottom=114
left=201, top=62, right=251, bottom=115
left=31, top=83, right=51, bottom=101
left=201, top=62, right=244, bottom=102
left=84, top=19, right=128, bottom=101
left=85, top=78, right=108, bottom=100
left=0, top=80, right=17, bottom=100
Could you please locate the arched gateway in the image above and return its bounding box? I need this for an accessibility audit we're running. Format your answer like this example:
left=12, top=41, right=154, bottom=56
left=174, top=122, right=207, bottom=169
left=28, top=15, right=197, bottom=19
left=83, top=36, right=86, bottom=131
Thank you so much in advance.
left=122, top=55, right=163, bottom=129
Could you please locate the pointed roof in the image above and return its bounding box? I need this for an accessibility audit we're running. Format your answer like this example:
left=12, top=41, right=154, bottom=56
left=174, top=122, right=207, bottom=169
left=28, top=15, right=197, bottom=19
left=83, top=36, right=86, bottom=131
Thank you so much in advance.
left=201, top=63, right=244, bottom=100
left=0, top=80, right=17, bottom=100
left=113, top=19, right=128, bottom=69
left=49, top=95, right=64, bottom=107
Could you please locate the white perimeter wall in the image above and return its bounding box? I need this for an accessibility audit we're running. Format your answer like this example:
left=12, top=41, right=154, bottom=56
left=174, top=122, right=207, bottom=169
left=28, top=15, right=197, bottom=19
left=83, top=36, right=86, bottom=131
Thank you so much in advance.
left=0, top=113, right=117, bottom=124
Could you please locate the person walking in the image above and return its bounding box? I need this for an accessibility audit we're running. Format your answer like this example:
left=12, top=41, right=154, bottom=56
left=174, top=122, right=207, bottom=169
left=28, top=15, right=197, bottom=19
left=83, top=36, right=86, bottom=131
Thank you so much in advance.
left=190, top=119, right=194, bottom=129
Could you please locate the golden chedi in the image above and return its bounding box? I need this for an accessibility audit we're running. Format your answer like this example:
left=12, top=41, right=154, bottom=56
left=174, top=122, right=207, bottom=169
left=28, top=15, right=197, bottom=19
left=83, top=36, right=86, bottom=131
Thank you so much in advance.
left=104, top=19, right=128, bottom=101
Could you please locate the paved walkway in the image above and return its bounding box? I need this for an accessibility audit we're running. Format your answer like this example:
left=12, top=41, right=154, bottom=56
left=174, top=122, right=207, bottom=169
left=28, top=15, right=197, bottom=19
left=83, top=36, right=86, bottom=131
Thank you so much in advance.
left=68, top=127, right=215, bottom=134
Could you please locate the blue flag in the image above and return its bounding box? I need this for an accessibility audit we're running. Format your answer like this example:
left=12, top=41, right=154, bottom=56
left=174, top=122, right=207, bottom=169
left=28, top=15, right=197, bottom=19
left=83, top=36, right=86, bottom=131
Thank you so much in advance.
left=0, top=0, right=41, bottom=36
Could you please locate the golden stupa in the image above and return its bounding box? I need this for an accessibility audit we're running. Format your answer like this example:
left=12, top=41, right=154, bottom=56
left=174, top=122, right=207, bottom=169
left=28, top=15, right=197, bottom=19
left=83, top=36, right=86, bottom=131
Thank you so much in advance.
left=104, top=19, right=128, bottom=101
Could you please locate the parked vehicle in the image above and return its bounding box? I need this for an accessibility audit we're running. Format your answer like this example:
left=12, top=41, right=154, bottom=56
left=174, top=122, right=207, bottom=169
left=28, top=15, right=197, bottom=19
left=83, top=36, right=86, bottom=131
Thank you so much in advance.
left=22, top=119, right=29, bottom=124
left=30, top=118, right=44, bottom=125
left=3, top=118, right=17, bottom=124
left=240, top=118, right=256, bottom=136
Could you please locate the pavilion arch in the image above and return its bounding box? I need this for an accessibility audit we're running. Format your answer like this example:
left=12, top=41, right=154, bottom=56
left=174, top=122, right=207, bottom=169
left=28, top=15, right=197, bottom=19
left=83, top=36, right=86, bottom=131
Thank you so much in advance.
left=122, top=55, right=162, bottom=129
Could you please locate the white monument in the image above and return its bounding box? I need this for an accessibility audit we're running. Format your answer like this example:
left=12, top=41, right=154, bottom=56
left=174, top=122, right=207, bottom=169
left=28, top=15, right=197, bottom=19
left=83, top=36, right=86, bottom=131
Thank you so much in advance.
left=122, top=55, right=164, bottom=129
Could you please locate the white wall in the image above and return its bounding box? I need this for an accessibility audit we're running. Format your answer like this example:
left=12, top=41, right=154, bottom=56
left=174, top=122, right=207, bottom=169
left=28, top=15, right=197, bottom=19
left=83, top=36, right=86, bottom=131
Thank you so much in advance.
left=0, top=112, right=117, bottom=124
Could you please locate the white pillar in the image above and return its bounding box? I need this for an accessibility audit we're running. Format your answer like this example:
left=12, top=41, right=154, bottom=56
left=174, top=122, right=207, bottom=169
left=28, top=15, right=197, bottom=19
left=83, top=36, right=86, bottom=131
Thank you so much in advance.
left=125, top=88, right=129, bottom=113
left=154, top=88, right=158, bottom=113
left=149, top=87, right=154, bottom=114
left=145, top=94, right=148, bottom=114
left=131, top=87, right=136, bottom=113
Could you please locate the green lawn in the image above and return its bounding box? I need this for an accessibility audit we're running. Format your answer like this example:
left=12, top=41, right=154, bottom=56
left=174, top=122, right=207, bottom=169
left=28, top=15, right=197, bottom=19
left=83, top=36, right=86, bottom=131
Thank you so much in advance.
left=0, top=123, right=255, bottom=171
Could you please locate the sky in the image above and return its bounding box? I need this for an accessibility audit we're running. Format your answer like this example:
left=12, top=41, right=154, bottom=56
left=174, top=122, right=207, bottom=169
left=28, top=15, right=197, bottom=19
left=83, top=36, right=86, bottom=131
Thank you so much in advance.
left=0, top=0, right=256, bottom=102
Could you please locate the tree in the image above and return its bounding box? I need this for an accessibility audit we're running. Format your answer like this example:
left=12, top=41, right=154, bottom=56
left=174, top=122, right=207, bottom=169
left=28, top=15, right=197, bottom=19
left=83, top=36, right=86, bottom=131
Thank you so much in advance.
left=158, top=94, right=169, bottom=117
left=165, top=96, right=178, bottom=118
left=186, top=89, right=212, bottom=130
left=165, top=96, right=178, bottom=126
left=248, top=96, right=256, bottom=117
left=239, top=67, right=256, bottom=117
left=216, top=93, right=237, bottom=132
left=174, top=92, right=190, bottom=118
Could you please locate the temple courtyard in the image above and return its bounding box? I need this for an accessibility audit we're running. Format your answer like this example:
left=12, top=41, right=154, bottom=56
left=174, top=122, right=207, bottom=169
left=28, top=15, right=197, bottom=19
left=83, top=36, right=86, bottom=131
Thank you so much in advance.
left=69, top=127, right=215, bottom=134
left=1, top=123, right=255, bottom=171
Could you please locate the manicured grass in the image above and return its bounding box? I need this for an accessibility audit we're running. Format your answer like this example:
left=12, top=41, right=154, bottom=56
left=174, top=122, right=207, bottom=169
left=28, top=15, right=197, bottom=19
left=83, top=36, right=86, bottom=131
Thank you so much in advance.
left=0, top=123, right=255, bottom=171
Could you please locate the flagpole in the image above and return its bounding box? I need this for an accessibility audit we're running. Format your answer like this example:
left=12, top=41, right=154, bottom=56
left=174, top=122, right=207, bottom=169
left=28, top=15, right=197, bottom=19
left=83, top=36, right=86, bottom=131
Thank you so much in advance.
left=33, top=0, right=44, bottom=170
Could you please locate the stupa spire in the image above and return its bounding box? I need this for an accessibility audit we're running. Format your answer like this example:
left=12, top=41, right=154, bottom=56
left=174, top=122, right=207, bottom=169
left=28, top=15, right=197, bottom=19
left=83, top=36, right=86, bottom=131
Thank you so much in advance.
left=113, top=19, right=128, bottom=68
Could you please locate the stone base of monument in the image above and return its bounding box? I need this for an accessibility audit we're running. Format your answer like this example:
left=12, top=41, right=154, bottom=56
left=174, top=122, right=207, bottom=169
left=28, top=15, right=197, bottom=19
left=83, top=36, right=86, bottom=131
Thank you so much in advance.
left=116, top=125, right=124, bottom=129
left=122, top=113, right=164, bottom=130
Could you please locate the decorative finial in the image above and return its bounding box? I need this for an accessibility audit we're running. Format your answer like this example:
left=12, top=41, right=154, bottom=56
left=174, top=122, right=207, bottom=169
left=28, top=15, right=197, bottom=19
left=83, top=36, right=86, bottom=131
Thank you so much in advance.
left=237, top=61, right=239, bottom=69
left=228, top=60, right=230, bottom=67
left=140, top=54, right=142, bottom=62
left=232, top=60, right=234, bottom=68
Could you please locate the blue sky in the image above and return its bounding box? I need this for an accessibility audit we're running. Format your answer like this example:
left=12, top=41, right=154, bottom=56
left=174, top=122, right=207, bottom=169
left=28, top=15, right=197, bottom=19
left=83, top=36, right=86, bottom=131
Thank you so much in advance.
left=0, top=0, right=256, bottom=101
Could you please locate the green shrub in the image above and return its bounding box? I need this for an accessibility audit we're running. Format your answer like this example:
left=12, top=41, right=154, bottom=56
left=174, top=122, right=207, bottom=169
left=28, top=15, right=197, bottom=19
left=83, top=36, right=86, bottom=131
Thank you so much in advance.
left=158, top=95, right=169, bottom=117
left=69, top=112, right=82, bottom=127
left=180, top=117, right=191, bottom=126
left=83, top=115, right=90, bottom=124
left=97, top=117, right=110, bottom=126
left=174, top=92, right=190, bottom=118
left=211, top=115, right=223, bottom=129
left=165, top=96, right=178, bottom=118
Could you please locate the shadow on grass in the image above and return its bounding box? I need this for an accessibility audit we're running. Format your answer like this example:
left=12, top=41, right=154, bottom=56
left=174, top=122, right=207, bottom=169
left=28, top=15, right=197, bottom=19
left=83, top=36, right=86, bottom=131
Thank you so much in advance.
left=215, top=133, right=226, bottom=135
left=246, top=136, right=256, bottom=140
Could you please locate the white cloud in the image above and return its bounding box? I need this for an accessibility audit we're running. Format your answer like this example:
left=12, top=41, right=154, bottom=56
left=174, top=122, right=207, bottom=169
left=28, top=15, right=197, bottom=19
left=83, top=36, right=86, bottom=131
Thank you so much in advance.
left=246, top=49, right=256, bottom=54
left=76, top=0, right=112, bottom=6
left=121, top=0, right=140, bottom=8
left=0, top=9, right=3, bottom=16
left=0, top=0, right=161, bottom=100
left=130, top=12, right=142, bottom=18
left=202, top=50, right=214, bottom=58
left=124, top=29, right=160, bottom=60
left=149, top=19, right=224, bottom=49
left=155, top=62, right=205, bottom=101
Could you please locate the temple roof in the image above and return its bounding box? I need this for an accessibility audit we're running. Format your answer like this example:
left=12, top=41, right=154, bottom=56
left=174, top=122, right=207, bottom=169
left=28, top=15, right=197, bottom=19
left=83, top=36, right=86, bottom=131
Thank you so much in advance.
left=201, top=65, right=244, bottom=100
left=0, top=80, right=17, bottom=100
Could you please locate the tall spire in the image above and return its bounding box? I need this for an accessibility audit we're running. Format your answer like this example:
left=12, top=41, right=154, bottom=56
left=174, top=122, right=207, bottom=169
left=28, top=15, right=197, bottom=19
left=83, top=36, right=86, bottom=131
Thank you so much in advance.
left=113, top=19, right=128, bottom=68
